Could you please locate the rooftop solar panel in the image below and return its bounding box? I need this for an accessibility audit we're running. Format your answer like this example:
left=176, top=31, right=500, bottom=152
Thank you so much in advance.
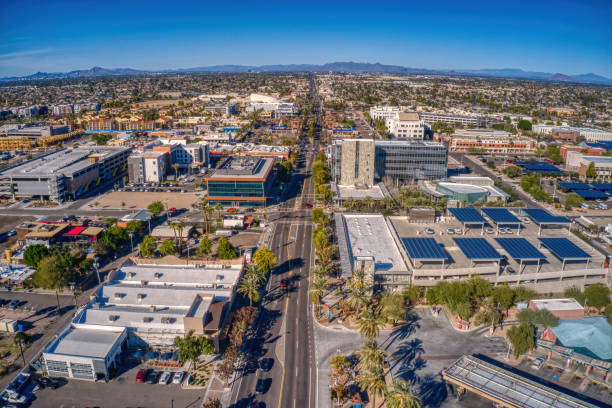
left=558, top=182, right=592, bottom=191
left=573, top=189, right=609, bottom=200
left=401, top=238, right=447, bottom=260
left=515, top=161, right=563, bottom=173
left=539, top=238, right=591, bottom=260
left=453, top=238, right=502, bottom=260
left=448, top=208, right=487, bottom=224
left=523, top=209, right=571, bottom=224
left=495, top=238, right=546, bottom=260
left=481, top=208, right=522, bottom=224
left=590, top=183, right=612, bottom=191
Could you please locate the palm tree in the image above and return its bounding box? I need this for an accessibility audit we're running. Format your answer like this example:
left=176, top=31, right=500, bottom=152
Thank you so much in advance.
left=309, top=273, right=329, bottom=317
left=358, top=366, right=387, bottom=408
left=172, top=163, right=180, bottom=181
left=357, top=340, right=388, bottom=373
left=357, top=306, right=385, bottom=341
left=386, top=380, right=422, bottom=408
left=214, top=202, right=223, bottom=223
left=237, top=272, right=261, bottom=306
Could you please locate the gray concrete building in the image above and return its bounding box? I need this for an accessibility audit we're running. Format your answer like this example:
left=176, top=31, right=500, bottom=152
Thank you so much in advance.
left=339, top=139, right=375, bottom=187
left=0, top=146, right=131, bottom=202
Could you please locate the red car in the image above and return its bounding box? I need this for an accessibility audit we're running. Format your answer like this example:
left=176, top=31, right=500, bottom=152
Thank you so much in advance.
left=168, top=207, right=176, bottom=212
left=135, top=369, right=146, bottom=383
left=305, top=203, right=313, bottom=208
left=280, top=278, right=289, bottom=288
left=227, top=208, right=236, bottom=212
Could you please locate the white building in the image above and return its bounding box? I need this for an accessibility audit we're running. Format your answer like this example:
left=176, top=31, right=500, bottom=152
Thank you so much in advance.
left=532, top=125, right=612, bottom=142
left=387, top=112, right=425, bottom=139
left=369, top=106, right=402, bottom=122
left=127, top=151, right=168, bottom=183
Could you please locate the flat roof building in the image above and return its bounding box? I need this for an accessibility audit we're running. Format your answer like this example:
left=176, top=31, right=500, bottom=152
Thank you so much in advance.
left=0, top=146, right=130, bottom=202
left=529, top=298, right=584, bottom=319
left=205, top=156, right=275, bottom=207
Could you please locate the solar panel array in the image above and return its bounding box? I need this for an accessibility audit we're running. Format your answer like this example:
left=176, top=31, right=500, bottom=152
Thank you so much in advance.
left=401, top=238, right=447, bottom=260
left=557, top=181, right=612, bottom=200
left=539, top=238, right=591, bottom=260
left=558, top=182, right=591, bottom=190
left=515, top=161, right=563, bottom=173
left=590, top=183, right=612, bottom=191
left=523, top=209, right=571, bottom=224
left=480, top=208, right=521, bottom=224
left=453, top=238, right=502, bottom=260
left=448, top=208, right=487, bottom=223
left=573, top=189, right=609, bottom=200
left=495, top=238, right=546, bottom=260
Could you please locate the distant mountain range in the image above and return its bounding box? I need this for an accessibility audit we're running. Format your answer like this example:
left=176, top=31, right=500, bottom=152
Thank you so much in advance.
left=2, top=62, right=611, bottom=85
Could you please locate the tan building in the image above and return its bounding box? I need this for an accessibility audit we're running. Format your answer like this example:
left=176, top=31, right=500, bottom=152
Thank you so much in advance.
left=339, top=139, right=375, bottom=187
left=437, top=129, right=536, bottom=154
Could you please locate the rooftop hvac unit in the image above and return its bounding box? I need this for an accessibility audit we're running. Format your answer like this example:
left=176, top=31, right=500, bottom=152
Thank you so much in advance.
left=128, top=272, right=136, bottom=279
left=108, top=315, right=118, bottom=322
left=154, top=272, right=162, bottom=279
left=216, top=274, right=223, bottom=282
left=142, top=317, right=153, bottom=323
left=137, top=293, right=145, bottom=301
left=140, top=280, right=147, bottom=286
left=114, top=293, right=125, bottom=299
left=149, top=305, right=156, bottom=312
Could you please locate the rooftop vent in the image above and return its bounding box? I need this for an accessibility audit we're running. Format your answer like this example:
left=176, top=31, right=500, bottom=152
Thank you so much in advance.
left=113, top=293, right=125, bottom=300
left=128, top=272, right=136, bottom=279
left=161, top=317, right=174, bottom=324
left=216, top=274, right=223, bottom=282
left=140, top=280, right=147, bottom=286
left=137, top=293, right=145, bottom=301
left=154, top=272, right=162, bottom=279
left=149, top=305, right=156, bottom=312
left=108, top=315, right=118, bottom=322
left=142, top=317, right=153, bottom=323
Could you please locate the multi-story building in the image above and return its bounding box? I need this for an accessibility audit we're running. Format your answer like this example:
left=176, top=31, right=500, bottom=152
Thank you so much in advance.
left=560, top=145, right=605, bottom=161
left=437, top=129, right=536, bottom=154
left=205, top=156, right=275, bottom=207
left=6, top=125, right=68, bottom=139
left=419, top=112, right=484, bottom=128
left=387, top=112, right=425, bottom=139
left=532, top=125, right=612, bottom=142
left=568, top=154, right=612, bottom=178
left=42, top=257, right=244, bottom=381
left=245, top=102, right=297, bottom=117
left=369, top=106, right=402, bottom=122
left=127, top=151, right=168, bottom=183
left=153, top=143, right=209, bottom=171
left=331, top=139, right=448, bottom=184
left=52, top=105, right=74, bottom=116
left=0, top=146, right=130, bottom=202
left=204, top=99, right=238, bottom=117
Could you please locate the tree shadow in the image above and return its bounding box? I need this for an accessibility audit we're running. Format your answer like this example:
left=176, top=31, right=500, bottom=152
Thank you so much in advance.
left=390, top=338, right=425, bottom=376
left=229, top=393, right=256, bottom=408
left=383, top=310, right=421, bottom=350
left=417, top=373, right=449, bottom=408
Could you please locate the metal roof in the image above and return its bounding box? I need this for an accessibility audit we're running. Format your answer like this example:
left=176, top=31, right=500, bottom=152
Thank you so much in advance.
left=523, top=209, right=570, bottom=225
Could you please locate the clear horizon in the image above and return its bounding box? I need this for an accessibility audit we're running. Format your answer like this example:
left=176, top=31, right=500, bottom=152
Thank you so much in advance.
left=1, top=0, right=611, bottom=78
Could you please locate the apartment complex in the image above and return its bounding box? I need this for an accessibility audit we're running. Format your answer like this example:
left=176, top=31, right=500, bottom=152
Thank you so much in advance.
left=153, top=143, right=209, bottom=170
left=387, top=112, right=425, bottom=139
left=205, top=156, right=275, bottom=207
left=0, top=146, right=130, bottom=201
left=203, top=99, right=238, bottom=117
left=436, top=129, right=536, bottom=154
left=331, top=139, right=448, bottom=184
left=532, top=125, right=612, bottom=142
left=245, top=102, right=297, bottom=117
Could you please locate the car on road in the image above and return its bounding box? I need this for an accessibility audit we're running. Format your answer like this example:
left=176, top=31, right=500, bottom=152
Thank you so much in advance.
left=279, top=278, right=289, bottom=288
left=146, top=370, right=158, bottom=384
left=7, top=230, right=16, bottom=237
left=8, top=299, right=19, bottom=309
left=255, top=378, right=269, bottom=394
left=172, top=371, right=185, bottom=384
left=158, top=371, right=171, bottom=384
left=135, top=369, right=146, bottom=383
left=446, top=228, right=455, bottom=235
left=249, top=402, right=266, bottom=408
left=304, top=203, right=313, bottom=208
left=531, top=358, right=544, bottom=370
left=260, top=358, right=273, bottom=372
left=425, top=228, right=435, bottom=235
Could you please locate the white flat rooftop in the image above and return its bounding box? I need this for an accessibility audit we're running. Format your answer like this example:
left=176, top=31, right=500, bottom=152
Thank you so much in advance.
left=342, top=214, right=407, bottom=273
left=337, top=184, right=385, bottom=200
left=116, top=264, right=242, bottom=288
left=76, top=304, right=190, bottom=331
left=45, top=326, right=125, bottom=359
left=531, top=298, right=583, bottom=311
left=99, top=283, right=231, bottom=308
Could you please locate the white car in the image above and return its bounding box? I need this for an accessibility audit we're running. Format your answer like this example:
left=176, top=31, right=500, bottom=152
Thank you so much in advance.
left=446, top=228, right=455, bottom=234
left=531, top=358, right=544, bottom=369
left=485, top=228, right=495, bottom=234
left=172, top=371, right=185, bottom=384
left=158, top=371, right=171, bottom=384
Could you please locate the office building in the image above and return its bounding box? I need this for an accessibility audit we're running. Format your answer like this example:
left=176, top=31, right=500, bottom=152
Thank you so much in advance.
left=369, top=106, right=402, bottom=122
left=337, top=139, right=375, bottom=187
left=6, top=125, right=68, bottom=139
left=205, top=156, right=275, bottom=207
left=387, top=112, right=425, bottom=139
left=245, top=102, right=297, bottom=117
left=419, top=112, right=483, bottom=127
left=153, top=143, right=209, bottom=171
left=331, top=139, right=448, bottom=184
left=0, top=146, right=130, bottom=202
left=560, top=145, right=606, bottom=161
left=43, top=257, right=244, bottom=380
left=127, top=151, right=168, bottom=183
left=204, top=99, right=238, bottom=117
left=437, top=129, right=536, bottom=154
left=532, top=125, right=612, bottom=142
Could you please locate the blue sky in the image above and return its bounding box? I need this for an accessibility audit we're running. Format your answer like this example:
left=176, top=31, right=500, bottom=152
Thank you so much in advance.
left=1, top=0, right=611, bottom=77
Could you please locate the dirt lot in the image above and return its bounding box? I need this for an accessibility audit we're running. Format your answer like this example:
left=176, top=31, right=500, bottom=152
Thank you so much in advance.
left=0, top=215, right=37, bottom=253
left=88, top=191, right=202, bottom=210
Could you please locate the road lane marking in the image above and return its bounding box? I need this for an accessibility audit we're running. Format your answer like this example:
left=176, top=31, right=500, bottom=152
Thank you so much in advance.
left=277, top=367, right=286, bottom=408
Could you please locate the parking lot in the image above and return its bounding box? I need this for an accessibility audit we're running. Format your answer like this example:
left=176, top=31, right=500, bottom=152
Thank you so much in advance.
left=31, top=363, right=205, bottom=408
left=519, top=352, right=612, bottom=406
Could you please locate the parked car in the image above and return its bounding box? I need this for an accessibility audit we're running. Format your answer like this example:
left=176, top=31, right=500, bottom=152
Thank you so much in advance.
left=425, top=228, right=435, bottom=235
left=8, top=299, right=19, bottom=309
left=255, top=378, right=269, bottom=394
left=485, top=228, right=495, bottom=234
left=279, top=278, right=289, bottom=288
left=158, top=371, right=171, bottom=384
left=172, top=371, right=185, bottom=384
left=260, top=358, right=273, bottom=372
left=146, top=370, right=158, bottom=384
left=7, top=230, right=16, bottom=237
left=446, top=228, right=455, bottom=235
left=135, top=369, right=146, bottom=383
left=506, top=266, right=516, bottom=274
left=531, top=358, right=544, bottom=369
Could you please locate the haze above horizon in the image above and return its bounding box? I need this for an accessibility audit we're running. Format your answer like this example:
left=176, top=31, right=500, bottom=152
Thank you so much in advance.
left=1, top=0, right=611, bottom=78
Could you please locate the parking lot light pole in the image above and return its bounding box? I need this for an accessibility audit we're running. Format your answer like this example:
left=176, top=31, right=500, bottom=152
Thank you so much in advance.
left=128, top=231, right=134, bottom=252
left=94, top=260, right=101, bottom=285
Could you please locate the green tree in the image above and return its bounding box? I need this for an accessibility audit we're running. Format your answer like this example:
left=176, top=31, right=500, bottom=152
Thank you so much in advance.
left=23, top=244, right=49, bottom=268
left=507, top=323, right=534, bottom=358
left=147, top=201, right=164, bottom=216
left=252, top=248, right=277, bottom=273
left=379, top=293, right=406, bottom=326
left=487, top=161, right=496, bottom=170
left=503, top=165, right=522, bottom=178
left=563, top=286, right=585, bottom=305
left=402, top=285, right=422, bottom=305
left=238, top=270, right=262, bottom=306
left=491, top=284, right=515, bottom=311
left=312, top=228, right=329, bottom=253
left=312, top=208, right=330, bottom=227
left=357, top=340, right=387, bottom=374
left=197, top=236, right=212, bottom=256
left=584, top=283, right=611, bottom=308
left=565, top=193, right=584, bottom=210
left=174, top=330, right=214, bottom=370
left=125, top=220, right=142, bottom=235
left=217, top=236, right=236, bottom=259
left=358, top=366, right=387, bottom=408
left=517, top=309, right=558, bottom=328
left=139, top=235, right=157, bottom=257
left=32, top=255, right=67, bottom=310
left=386, top=379, right=422, bottom=408
left=159, top=240, right=176, bottom=256
left=518, top=119, right=532, bottom=131
left=586, top=162, right=597, bottom=178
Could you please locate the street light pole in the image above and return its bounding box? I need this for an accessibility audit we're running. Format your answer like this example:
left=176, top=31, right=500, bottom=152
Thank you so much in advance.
left=94, top=260, right=101, bottom=285
left=129, top=231, right=134, bottom=252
